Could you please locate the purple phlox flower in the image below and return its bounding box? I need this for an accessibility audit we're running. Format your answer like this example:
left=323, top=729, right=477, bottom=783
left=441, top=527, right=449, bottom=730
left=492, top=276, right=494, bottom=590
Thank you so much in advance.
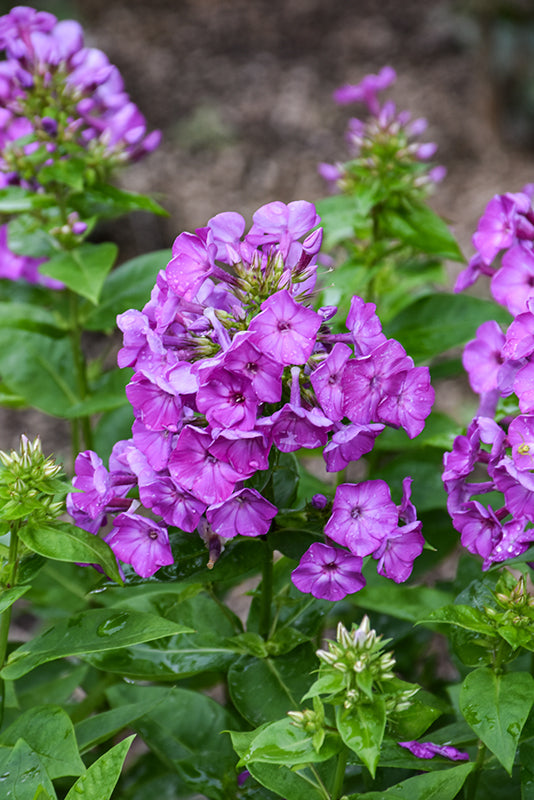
left=116, top=308, right=165, bottom=371
left=168, top=425, right=243, bottom=505
left=70, top=450, right=114, bottom=518
left=374, top=519, right=425, bottom=583
left=248, top=289, right=322, bottom=366
left=196, top=366, right=258, bottom=431
left=333, top=66, right=397, bottom=114
left=477, top=416, right=506, bottom=461
left=266, top=366, right=333, bottom=453
left=462, top=320, right=506, bottom=395
left=513, top=360, right=534, bottom=413
left=484, top=518, right=532, bottom=568
left=237, top=770, right=251, bottom=788
left=125, top=371, right=184, bottom=432
left=245, top=200, right=320, bottom=262
left=0, top=225, right=62, bottom=289
left=453, top=500, right=526, bottom=569
left=209, top=428, right=271, bottom=476
left=318, top=161, right=344, bottom=185
left=444, top=476, right=495, bottom=517
left=342, top=339, right=412, bottom=425
left=106, top=511, right=173, bottom=579
left=492, top=456, right=534, bottom=523
left=108, top=438, right=138, bottom=476
left=138, top=473, right=206, bottom=532
left=345, top=296, right=387, bottom=356
left=207, top=211, right=246, bottom=263
left=311, top=493, right=328, bottom=510
left=310, top=342, right=352, bottom=421
left=491, top=245, right=534, bottom=316
left=472, top=192, right=534, bottom=266
left=166, top=231, right=218, bottom=301
left=399, top=740, right=469, bottom=762
left=377, top=365, right=434, bottom=439
left=222, top=332, right=283, bottom=403
left=206, top=487, right=277, bottom=539
left=0, top=6, right=56, bottom=54
left=132, top=419, right=175, bottom=472
left=324, top=480, right=398, bottom=557
left=398, top=476, right=417, bottom=524
left=323, top=422, right=384, bottom=473
left=291, top=542, right=365, bottom=601
left=503, top=302, right=534, bottom=359
left=508, top=415, right=534, bottom=470
left=442, top=421, right=482, bottom=482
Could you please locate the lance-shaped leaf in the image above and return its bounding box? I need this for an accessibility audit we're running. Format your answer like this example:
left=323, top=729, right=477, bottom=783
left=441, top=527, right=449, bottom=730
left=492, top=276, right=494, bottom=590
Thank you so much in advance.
left=18, top=522, right=123, bottom=585
left=336, top=699, right=386, bottom=778
left=1, top=609, right=193, bottom=680
left=460, top=667, right=534, bottom=774
left=64, top=735, right=135, bottom=800
left=347, top=760, right=473, bottom=799
left=0, top=586, right=30, bottom=615
left=234, top=718, right=341, bottom=767
left=39, top=243, right=118, bottom=304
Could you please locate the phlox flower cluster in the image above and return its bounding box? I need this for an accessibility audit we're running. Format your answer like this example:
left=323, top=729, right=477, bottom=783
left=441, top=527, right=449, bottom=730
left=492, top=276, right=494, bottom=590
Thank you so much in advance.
left=0, top=5, right=160, bottom=286
left=69, top=200, right=434, bottom=595
left=319, top=66, right=446, bottom=196
left=445, top=186, right=534, bottom=568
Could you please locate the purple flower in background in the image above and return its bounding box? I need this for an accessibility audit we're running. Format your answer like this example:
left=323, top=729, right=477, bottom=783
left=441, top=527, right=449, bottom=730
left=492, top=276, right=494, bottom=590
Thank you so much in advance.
left=291, top=542, right=365, bottom=601
left=325, top=481, right=398, bottom=557
left=399, top=740, right=469, bottom=762
left=333, top=66, right=397, bottom=114
left=207, top=488, right=277, bottom=538
left=106, top=511, right=173, bottom=578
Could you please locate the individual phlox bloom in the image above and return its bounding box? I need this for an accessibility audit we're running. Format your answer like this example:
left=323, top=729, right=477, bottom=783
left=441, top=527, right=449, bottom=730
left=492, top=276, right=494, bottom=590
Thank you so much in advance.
left=454, top=253, right=489, bottom=293
left=503, top=302, right=534, bottom=359
left=444, top=476, right=494, bottom=517
left=209, top=428, right=271, bottom=476
left=442, top=421, right=481, bottom=482
left=323, top=422, right=384, bottom=473
left=267, top=403, right=333, bottom=453
left=333, top=66, right=397, bottom=114
left=223, top=332, right=283, bottom=403
left=491, top=245, right=534, bottom=316
left=508, top=415, right=534, bottom=471
left=374, top=519, right=425, bottom=583
left=477, top=416, right=506, bottom=460
left=484, top=518, right=531, bottom=568
left=207, top=211, right=246, bottom=263
left=125, top=372, right=183, bottom=432
left=168, top=425, right=242, bottom=505
left=377, top=366, right=434, bottom=438
left=245, top=200, right=320, bottom=262
left=132, top=419, right=174, bottom=472
left=166, top=231, right=216, bottom=301
left=206, top=488, right=277, bottom=539
left=106, top=512, right=173, bottom=579
left=513, top=361, right=534, bottom=413
left=345, top=296, right=386, bottom=356
left=0, top=224, right=61, bottom=288
left=462, top=320, right=506, bottom=395
left=248, top=289, right=322, bottom=365
left=138, top=474, right=206, bottom=532
left=196, top=367, right=258, bottom=431
left=399, top=740, right=469, bottom=762
left=291, top=542, right=365, bottom=601
left=492, top=457, right=534, bottom=523
left=472, top=192, right=532, bottom=265
left=0, top=6, right=56, bottom=52
left=342, top=339, right=412, bottom=425
left=70, top=450, right=114, bottom=518
left=116, top=309, right=165, bottom=370
left=325, top=480, right=398, bottom=557
left=66, top=496, right=106, bottom=535
left=108, top=438, right=138, bottom=477
left=398, top=476, right=417, bottom=524
left=310, top=342, right=352, bottom=421
left=453, top=501, right=506, bottom=562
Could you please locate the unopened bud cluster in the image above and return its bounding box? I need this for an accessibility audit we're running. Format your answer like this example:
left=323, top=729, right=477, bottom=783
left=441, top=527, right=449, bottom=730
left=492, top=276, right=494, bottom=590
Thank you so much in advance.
left=287, top=697, right=326, bottom=752
left=317, top=616, right=417, bottom=711
left=0, top=435, right=64, bottom=521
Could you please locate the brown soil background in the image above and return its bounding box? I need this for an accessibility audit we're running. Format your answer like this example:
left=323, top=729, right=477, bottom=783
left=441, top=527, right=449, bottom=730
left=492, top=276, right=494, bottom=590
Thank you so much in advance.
left=3, top=0, right=534, bottom=459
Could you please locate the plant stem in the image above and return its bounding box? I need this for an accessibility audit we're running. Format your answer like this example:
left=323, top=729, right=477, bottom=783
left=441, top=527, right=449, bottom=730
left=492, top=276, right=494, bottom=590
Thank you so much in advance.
left=0, top=522, right=21, bottom=728
left=259, top=537, right=273, bottom=640
left=68, top=672, right=118, bottom=725
left=465, top=740, right=486, bottom=800
left=68, top=290, right=93, bottom=455
left=331, top=744, right=348, bottom=800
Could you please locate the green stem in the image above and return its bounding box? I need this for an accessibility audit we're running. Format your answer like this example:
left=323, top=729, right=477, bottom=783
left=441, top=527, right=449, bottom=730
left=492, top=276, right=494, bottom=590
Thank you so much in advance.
left=68, top=672, right=117, bottom=724
left=259, top=538, right=273, bottom=640
left=331, top=744, right=348, bottom=800
left=68, top=290, right=94, bottom=455
left=465, top=741, right=486, bottom=800
left=0, top=522, right=21, bottom=728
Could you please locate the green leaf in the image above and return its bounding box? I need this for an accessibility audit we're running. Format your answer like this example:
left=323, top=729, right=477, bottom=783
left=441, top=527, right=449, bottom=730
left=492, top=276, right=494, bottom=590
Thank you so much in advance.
left=15, top=661, right=88, bottom=711
left=236, top=718, right=341, bottom=767
left=38, top=158, right=86, bottom=192
left=0, top=706, right=84, bottom=779
left=39, top=243, right=118, bottom=304
left=419, top=604, right=497, bottom=635
left=75, top=700, right=162, bottom=753
left=0, top=187, right=40, bottom=213
left=63, top=367, right=131, bottom=418
left=357, top=582, right=454, bottom=623
left=460, top=667, right=534, bottom=774
left=347, top=760, right=473, bottom=799
left=371, top=450, right=447, bottom=512
left=228, top=644, right=318, bottom=726
left=385, top=294, right=512, bottom=364
left=0, top=302, right=66, bottom=338
left=0, top=738, right=57, bottom=800
left=316, top=191, right=377, bottom=249
left=520, top=741, right=534, bottom=800
left=107, top=684, right=238, bottom=800
left=72, top=183, right=168, bottom=219
left=2, top=609, right=193, bottom=680
left=336, top=700, right=386, bottom=777
left=19, top=521, right=123, bottom=584
left=379, top=199, right=464, bottom=261
left=0, top=586, right=31, bottom=615
left=64, top=734, right=135, bottom=800
left=7, top=216, right=57, bottom=259
left=82, top=249, right=172, bottom=332
left=0, top=329, right=79, bottom=416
